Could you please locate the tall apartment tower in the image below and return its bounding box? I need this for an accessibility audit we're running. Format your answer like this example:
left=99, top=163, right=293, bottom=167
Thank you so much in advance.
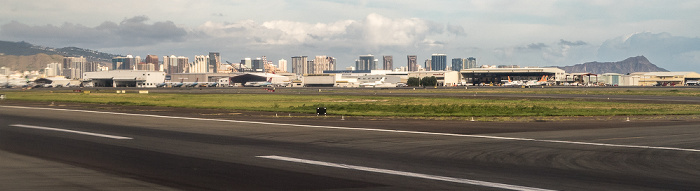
left=190, top=55, right=208, bottom=73
left=425, top=59, right=431, bottom=71
left=176, top=56, right=188, bottom=74
left=431, top=54, right=447, bottom=71
left=451, top=58, right=463, bottom=71
left=45, top=63, right=62, bottom=77
left=63, top=56, right=87, bottom=79
left=383, top=55, right=393, bottom=70
left=357, top=54, right=375, bottom=71
left=145, top=55, right=159, bottom=71
left=306, top=60, right=315, bottom=74
left=464, top=57, right=477, bottom=69
left=208, top=52, right=220, bottom=73
left=291, top=56, right=308, bottom=75
left=278, top=59, right=288, bottom=73
left=312, top=55, right=335, bottom=74
left=407, top=55, right=418, bottom=71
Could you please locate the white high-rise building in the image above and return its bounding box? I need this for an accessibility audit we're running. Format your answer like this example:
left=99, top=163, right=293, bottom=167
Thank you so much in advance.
left=190, top=55, right=209, bottom=73
left=45, top=62, right=62, bottom=77
left=278, top=59, right=287, bottom=73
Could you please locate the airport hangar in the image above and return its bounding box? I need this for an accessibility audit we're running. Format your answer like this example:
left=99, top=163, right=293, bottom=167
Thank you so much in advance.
left=169, top=73, right=292, bottom=87
left=460, top=68, right=566, bottom=85
left=83, top=70, right=166, bottom=88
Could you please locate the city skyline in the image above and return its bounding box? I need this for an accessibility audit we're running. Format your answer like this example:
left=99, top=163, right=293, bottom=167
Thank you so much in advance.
left=1, top=1, right=699, bottom=72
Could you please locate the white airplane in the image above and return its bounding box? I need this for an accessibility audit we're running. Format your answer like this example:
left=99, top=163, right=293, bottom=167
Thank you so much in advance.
left=524, top=75, right=549, bottom=86
left=360, top=77, right=386, bottom=87
left=502, top=76, right=523, bottom=86
left=244, top=78, right=273, bottom=87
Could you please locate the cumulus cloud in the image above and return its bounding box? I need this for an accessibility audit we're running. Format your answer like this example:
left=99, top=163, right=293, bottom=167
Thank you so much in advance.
left=197, top=13, right=453, bottom=50
left=492, top=39, right=597, bottom=66
left=559, top=39, right=587, bottom=46
left=0, top=16, right=187, bottom=48
left=446, top=24, right=466, bottom=37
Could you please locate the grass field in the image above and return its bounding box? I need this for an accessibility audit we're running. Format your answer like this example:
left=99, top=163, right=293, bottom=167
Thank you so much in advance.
left=311, top=87, right=700, bottom=97
left=3, top=89, right=700, bottom=117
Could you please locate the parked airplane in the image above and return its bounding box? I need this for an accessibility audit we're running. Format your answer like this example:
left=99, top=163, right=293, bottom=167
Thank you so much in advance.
left=524, top=75, right=549, bottom=86
left=185, top=78, right=200, bottom=87
left=359, top=77, right=386, bottom=87
left=244, top=81, right=271, bottom=87
left=502, top=76, right=523, bottom=86
left=243, top=77, right=289, bottom=87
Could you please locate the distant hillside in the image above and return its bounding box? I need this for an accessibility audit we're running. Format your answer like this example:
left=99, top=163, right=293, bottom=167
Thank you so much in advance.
left=559, top=56, right=668, bottom=74
left=0, top=54, right=63, bottom=71
left=0, top=40, right=118, bottom=71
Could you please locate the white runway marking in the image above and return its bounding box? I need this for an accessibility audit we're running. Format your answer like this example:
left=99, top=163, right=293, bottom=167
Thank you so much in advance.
left=2, top=105, right=699, bottom=152
left=8, top=124, right=133, bottom=140
left=258, top=155, right=555, bottom=191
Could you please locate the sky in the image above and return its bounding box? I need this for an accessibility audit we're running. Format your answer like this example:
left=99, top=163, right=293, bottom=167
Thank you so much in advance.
left=1, top=0, right=700, bottom=72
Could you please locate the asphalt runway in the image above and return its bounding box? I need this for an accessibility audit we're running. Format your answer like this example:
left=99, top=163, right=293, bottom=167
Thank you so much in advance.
left=1, top=104, right=700, bottom=190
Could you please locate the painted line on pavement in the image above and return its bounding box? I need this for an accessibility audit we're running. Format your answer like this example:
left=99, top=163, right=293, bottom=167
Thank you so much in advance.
left=8, top=124, right=133, bottom=140
left=258, top=155, right=555, bottom=191
left=2, top=105, right=699, bottom=152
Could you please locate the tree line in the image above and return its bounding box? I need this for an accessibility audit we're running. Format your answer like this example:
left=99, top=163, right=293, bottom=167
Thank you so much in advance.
left=407, top=76, right=437, bottom=87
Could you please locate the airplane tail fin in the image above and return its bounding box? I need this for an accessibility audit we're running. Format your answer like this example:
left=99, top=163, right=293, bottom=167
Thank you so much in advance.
left=508, top=76, right=512, bottom=82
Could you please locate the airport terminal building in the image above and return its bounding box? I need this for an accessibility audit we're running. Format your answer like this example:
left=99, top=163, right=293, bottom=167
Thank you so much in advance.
left=460, top=67, right=566, bottom=85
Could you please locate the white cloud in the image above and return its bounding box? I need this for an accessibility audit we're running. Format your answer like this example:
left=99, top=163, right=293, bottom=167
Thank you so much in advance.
left=196, top=13, right=449, bottom=50
left=0, top=16, right=187, bottom=48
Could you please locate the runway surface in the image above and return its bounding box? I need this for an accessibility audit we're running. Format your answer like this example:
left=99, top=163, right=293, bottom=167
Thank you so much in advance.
left=1, top=104, right=699, bottom=190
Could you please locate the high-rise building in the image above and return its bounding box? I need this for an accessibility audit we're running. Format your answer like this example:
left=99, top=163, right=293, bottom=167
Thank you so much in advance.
left=190, top=55, right=208, bottom=73
left=137, top=62, right=155, bottom=71
left=145, top=55, right=159, bottom=71
left=431, top=54, right=447, bottom=71
left=425, top=59, right=431, bottom=71
left=306, top=60, right=314, bottom=74
left=278, top=59, right=287, bottom=72
left=162, top=56, right=170, bottom=73
left=85, top=62, right=99, bottom=72
left=261, top=56, right=268, bottom=70
left=452, top=58, right=463, bottom=71
left=162, top=55, right=180, bottom=74
left=116, top=55, right=138, bottom=70
left=407, top=55, right=418, bottom=71
left=383, top=55, right=393, bottom=70
left=172, top=56, right=187, bottom=74
left=45, top=63, right=62, bottom=77
left=63, top=56, right=87, bottom=79
left=252, top=58, right=265, bottom=72
left=357, top=54, right=375, bottom=71
left=113, top=56, right=126, bottom=71
left=311, top=55, right=335, bottom=74
left=208, top=52, right=220, bottom=73
left=241, top=58, right=252, bottom=69
left=291, top=56, right=308, bottom=75
left=464, top=57, right=477, bottom=69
